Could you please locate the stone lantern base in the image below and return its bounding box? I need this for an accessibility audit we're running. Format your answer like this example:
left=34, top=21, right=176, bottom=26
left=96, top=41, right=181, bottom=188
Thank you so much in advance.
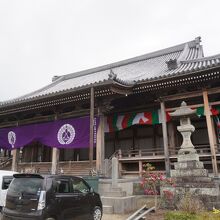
left=167, top=158, right=220, bottom=209
left=161, top=101, right=220, bottom=210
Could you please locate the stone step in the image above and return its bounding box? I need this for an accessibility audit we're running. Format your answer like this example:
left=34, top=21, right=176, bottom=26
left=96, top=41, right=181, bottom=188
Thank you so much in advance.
left=175, top=176, right=212, bottom=183
left=103, top=205, right=113, bottom=214
left=175, top=182, right=217, bottom=188
left=103, top=191, right=126, bottom=197
left=111, top=187, right=124, bottom=192
left=101, top=196, right=137, bottom=214
left=171, top=168, right=208, bottom=177
left=174, top=161, right=204, bottom=169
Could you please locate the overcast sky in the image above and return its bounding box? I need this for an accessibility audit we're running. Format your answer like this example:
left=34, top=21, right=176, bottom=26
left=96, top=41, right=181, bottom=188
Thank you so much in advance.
left=0, top=0, right=220, bottom=101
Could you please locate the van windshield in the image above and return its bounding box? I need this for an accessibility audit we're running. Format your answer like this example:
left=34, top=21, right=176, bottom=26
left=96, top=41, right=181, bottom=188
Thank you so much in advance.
left=8, top=177, right=43, bottom=197
left=6, top=177, right=44, bottom=212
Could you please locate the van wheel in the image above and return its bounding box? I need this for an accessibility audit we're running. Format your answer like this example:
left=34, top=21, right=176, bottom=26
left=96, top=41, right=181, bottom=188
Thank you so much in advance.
left=93, top=206, right=102, bottom=220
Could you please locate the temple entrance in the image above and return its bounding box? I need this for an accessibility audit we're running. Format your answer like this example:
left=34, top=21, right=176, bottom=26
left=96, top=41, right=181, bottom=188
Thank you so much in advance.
left=21, top=142, right=52, bottom=162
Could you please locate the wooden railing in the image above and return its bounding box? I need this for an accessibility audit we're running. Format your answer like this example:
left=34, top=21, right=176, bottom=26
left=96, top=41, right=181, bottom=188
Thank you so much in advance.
left=118, top=148, right=164, bottom=158
left=18, top=161, right=94, bottom=176
left=117, top=144, right=220, bottom=160
left=0, top=157, right=12, bottom=169
left=114, top=144, right=220, bottom=177
left=169, top=144, right=220, bottom=156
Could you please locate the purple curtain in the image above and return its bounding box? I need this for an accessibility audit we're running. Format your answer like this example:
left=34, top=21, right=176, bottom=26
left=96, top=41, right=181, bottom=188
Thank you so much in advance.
left=0, top=116, right=99, bottom=150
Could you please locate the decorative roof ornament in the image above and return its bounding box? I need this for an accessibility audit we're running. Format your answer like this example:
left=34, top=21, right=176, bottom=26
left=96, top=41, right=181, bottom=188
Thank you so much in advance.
left=195, top=36, right=201, bottom=45
left=108, top=69, right=117, bottom=80
left=166, top=59, right=178, bottom=70
left=109, top=69, right=135, bottom=87
left=52, top=75, right=61, bottom=82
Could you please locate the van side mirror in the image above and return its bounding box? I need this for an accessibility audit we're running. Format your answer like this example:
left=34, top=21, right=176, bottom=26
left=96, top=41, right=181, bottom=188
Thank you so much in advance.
left=90, top=187, right=94, bottom=193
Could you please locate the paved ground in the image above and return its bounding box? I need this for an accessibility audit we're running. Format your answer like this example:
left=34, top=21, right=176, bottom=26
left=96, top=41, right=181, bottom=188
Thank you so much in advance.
left=0, top=213, right=130, bottom=220
left=0, top=212, right=165, bottom=219
left=102, top=213, right=131, bottom=220
left=102, top=209, right=166, bottom=220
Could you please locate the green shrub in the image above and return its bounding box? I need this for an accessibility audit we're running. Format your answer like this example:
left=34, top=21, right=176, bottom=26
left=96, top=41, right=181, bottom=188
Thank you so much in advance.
left=165, top=211, right=197, bottom=220
left=165, top=211, right=220, bottom=220
left=177, top=192, right=204, bottom=214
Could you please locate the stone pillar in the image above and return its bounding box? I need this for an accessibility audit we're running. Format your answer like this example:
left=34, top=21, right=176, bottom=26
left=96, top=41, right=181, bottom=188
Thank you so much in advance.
left=139, top=161, right=143, bottom=177
left=51, top=147, right=60, bottom=174
left=160, top=101, right=170, bottom=177
left=203, top=91, right=218, bottom=176
left=11, top=149, right=19, bottom=172
left=112, top=157, right=119, bottom=188
left=96, top=114, right=105, bottom=173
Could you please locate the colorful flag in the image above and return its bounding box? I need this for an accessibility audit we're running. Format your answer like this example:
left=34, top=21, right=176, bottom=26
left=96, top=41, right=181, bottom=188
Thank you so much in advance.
left=105, top=110, right=170, bottom=132
left=104, top=105, right=220, bottom=133
left=211, top=106, right=220, bottom=116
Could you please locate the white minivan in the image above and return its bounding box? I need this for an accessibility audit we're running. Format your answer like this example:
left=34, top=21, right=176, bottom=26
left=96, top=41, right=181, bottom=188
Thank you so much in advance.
left=0, top=170, right=17, bottom=211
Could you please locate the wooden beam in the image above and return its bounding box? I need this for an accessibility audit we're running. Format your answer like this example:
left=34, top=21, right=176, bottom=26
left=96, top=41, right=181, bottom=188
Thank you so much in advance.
left=160, top=101, right=170, bottom=177
left=89, top=87, right=95, bottom=168
left=203, top=90, right=218, bottom=176
left=161, top=87, right=220, bottom=102
left=0, top=108, right=97, bottom=129
left=166, top=100, right=220, bottom=112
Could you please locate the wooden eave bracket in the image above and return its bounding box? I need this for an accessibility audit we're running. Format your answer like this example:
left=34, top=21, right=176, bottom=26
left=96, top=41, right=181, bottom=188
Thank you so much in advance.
left=110, top=84, right=133, bottom=95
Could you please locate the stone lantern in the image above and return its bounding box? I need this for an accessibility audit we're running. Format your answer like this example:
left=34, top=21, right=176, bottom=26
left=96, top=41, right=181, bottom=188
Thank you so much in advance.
left=169, top=101, right=207, bottom=177
left=169, top=101, right=199, bottom=162
left=160, top=101, right=220, bottom=209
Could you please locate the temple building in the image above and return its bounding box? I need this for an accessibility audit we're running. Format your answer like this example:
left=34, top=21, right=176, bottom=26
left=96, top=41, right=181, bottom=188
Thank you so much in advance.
left=0, top=37, right=220, bottom=177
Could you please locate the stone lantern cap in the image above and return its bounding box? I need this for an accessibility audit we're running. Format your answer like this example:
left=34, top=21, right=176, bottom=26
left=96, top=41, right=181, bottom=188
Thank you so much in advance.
left=169, top=101, right=196, bottom=118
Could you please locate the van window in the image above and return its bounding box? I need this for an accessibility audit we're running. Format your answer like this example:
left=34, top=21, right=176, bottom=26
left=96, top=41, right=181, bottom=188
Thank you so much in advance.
left=55, top=180, right=70, bottom=193
left=2, top=176, right=13, bottom=190
left=8, top=178, right=43, bottom=197
left=72, top=178, right=89, bottom=193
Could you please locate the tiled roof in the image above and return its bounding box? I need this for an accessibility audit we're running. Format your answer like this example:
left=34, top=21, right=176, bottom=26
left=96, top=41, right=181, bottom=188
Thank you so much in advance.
left=1, top=37, right=220, bottom=106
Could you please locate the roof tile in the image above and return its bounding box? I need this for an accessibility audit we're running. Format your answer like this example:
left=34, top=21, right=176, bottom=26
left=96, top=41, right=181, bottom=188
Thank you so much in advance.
left=1, top=37, right=220, bottom=106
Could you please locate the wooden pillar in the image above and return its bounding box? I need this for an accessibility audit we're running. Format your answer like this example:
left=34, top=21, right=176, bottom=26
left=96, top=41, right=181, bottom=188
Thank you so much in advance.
left=96, top=113, right=105, bottom=173
left=160, top=101, right=170, bottom=177
left=11, top=149, right=19, bottom=172
left=168, top=122, right=176, bottom=155
left=51, top=147, right=60, bottom=174
left=89, top=87, right=95, bottom=168
left=51, top=114, right=60, bottom=174
left=203, top=90, right=218, bottom=176
left=211, top=117, right=218, bottom=151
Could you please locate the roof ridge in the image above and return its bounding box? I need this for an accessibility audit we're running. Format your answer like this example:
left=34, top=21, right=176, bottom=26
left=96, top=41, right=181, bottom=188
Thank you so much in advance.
left=60, top=37, right=201, bottom=81
left=181, top=53, right=220, bottom=63
left=0, top=76, right=65, bottom=105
